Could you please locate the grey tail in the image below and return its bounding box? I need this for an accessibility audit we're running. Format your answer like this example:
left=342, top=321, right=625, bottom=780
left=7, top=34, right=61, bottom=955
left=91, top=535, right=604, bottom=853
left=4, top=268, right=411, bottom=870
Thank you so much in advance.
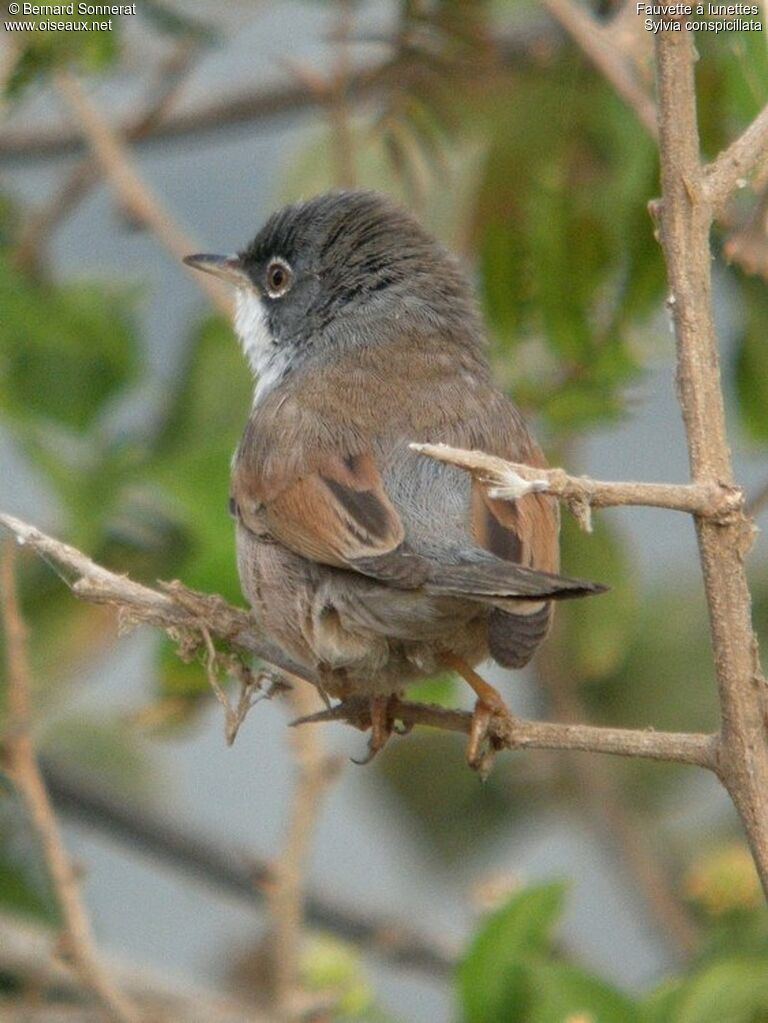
left=424, top=559, right=607, bottom=601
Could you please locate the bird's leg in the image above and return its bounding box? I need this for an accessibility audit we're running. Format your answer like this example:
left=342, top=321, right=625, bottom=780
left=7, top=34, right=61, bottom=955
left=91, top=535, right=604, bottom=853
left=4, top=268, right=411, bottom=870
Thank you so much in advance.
left=439, top=653, right=513, bottom=771
left=351, top=694, right=396, bottom=765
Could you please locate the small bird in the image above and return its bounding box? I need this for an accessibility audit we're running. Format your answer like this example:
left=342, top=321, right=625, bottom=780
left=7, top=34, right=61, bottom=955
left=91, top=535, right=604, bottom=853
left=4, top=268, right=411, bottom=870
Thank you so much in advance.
left=184, top=191, right=604, bottom=768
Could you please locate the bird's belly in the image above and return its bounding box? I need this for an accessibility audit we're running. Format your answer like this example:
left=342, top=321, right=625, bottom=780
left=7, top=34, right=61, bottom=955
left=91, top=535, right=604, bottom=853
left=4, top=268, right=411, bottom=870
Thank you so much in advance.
left=235, top=525, right=488, bottom=697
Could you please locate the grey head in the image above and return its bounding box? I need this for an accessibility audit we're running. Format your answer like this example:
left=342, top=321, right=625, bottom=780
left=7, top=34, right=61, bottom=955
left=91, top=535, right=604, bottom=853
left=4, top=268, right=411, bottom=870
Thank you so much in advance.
left=183, top=190, right=484, bottom=397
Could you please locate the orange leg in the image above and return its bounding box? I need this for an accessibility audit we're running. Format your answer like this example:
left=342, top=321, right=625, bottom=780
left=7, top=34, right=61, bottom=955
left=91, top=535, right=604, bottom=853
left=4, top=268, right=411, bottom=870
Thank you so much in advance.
left=439, top=653, right=513, bottom=771
left=351, top=695, right=396, bottom=765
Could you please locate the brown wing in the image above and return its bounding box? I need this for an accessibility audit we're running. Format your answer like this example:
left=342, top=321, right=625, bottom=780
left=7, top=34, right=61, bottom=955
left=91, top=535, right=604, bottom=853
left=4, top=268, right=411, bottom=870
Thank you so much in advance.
left=232, top=450, right=404, bottom=568
left=470, top=442, right=559, bottom=574
left=470, top=438, right=561, bottom=668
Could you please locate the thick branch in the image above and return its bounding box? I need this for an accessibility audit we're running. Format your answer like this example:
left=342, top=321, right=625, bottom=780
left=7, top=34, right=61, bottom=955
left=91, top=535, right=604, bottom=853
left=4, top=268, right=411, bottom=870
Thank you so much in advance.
left=1, top=545, right=142, bottom=1023
left=654, top=30, right=768, bottom=894
left=410, top=442, right=743, bottom=526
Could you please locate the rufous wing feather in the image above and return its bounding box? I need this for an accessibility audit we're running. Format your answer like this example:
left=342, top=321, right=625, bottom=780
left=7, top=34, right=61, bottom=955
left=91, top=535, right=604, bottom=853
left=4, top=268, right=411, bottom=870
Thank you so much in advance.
left=232, top=451, right=404, bottom=568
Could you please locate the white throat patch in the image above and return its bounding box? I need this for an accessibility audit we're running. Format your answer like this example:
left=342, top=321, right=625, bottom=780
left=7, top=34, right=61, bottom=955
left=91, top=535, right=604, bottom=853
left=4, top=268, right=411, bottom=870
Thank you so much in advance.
left=234, top=288, right=289, bottom=402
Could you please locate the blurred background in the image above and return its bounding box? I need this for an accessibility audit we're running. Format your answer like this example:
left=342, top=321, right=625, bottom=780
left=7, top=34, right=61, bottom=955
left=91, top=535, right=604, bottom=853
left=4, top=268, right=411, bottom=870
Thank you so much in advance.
left=2, top=2, right=768, bottom=1020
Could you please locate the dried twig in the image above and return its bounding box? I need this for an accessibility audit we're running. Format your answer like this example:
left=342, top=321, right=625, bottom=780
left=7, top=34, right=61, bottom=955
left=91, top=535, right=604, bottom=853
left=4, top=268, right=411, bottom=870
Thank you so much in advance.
left=410, top=442, right=744, bottom=531
left=15, top=43, right=198, bottom=273
left=703, top=100, right=768, bottom=212
left=291, top=697, right=717, bottom=771
left=653, top=28, right=768, bottom=894
left=0, top=910, right=274, bottom=1023
left=0, top=544, right=142, bottom=1023
left=541, top=0, right=657, bottom=137
left=53, top=71, right=231, bottom=316
left=42, top=759, right=455, bottom=976
left=0, top=512, right=718, bottom=772
left=265, top=683, right=342, bottom=1017
left=0, top=18, right=559, bottom=165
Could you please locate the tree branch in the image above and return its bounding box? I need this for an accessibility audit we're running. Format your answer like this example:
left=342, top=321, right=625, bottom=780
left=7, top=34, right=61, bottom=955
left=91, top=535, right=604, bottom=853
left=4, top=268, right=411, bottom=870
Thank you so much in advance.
left=0, top=512, right=718, bottom=773
left=42, top=759, right=455, bottom=976
left=0, top=18, right=559, bottom=165
left=0, top=910, right=275, bottom=1023
left=653, top=28, right=768, bottom=895
left=1, top=544, right=143, bottom=1023
left=541, top=0, right=657, bottom=137
left=53, top=71, right=231, bottom=316
left=265, top=683, right=342, bottom=1016
left=291, top=698, right=718, bottom=771
left=410, top=442, right=744, bottom=530
left=703, top=99, right=768, bottom=212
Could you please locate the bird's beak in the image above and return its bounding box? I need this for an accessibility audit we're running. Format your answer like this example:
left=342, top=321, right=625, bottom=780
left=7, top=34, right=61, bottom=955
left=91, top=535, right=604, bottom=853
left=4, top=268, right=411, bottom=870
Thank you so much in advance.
left=183, top=253, right=250, bottom=288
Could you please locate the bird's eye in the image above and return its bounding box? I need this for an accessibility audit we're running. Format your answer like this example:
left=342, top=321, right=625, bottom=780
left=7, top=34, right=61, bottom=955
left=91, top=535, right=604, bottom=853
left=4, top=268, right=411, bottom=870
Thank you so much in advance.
left=265, top=258, right=293, bottom=298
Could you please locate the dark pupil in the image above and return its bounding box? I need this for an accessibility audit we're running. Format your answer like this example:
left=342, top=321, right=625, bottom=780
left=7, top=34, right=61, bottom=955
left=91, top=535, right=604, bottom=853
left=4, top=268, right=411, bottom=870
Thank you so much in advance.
left=270, top=266, right=285, bottom=290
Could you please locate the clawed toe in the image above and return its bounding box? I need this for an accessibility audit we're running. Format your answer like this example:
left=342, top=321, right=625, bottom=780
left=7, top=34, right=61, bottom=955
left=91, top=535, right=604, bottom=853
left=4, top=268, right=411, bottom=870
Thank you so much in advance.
left=466, top=698, right=510, bottom=777
left=438, top=652, right=513, bottom=777
left=351, top=695, right=399, bottom=765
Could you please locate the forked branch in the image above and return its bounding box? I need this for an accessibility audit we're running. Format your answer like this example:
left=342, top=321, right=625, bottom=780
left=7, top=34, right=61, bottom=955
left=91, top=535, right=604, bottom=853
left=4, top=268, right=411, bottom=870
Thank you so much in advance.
left=0, top=512, right=718, bottom=774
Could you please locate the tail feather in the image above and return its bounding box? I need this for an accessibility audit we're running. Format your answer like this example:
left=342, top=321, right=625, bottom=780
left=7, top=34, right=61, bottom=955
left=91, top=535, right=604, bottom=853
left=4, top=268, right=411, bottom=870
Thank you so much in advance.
left=424, top=558, right=606, bottom=601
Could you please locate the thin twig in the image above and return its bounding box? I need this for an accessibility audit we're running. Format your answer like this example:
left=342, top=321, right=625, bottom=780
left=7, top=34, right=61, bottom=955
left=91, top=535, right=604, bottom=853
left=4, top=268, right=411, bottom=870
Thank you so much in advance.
left=0, top=544, right=142, bottom=1023
left=654, top=28, right=768, bottom=895
left=541, top=0, right=658, bottom=137
left=15, top=43, right=198, bottom=273
left=410, top=442, right=744, bottom=529
left=0, top=513, right=718, bottom=772
left=292, top=698, right=718, bottom=771
left=0, top=19, right=559, bottom=165
left=0, top=910, right=274, bottom=1023
left=266, top=682, right=342, bottom=1018
left=0, top=511, right=315, bottom=684
left=703, top=100, right=768, bottom=212
left=53, top=71, right=231, bottom=316
left=41, top=758, right=455, bottom=976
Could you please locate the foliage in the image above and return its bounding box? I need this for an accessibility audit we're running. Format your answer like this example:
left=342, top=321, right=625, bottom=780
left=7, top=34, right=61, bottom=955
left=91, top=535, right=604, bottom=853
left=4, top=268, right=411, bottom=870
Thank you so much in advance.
left=2, top=1, right=768, bottom=1020
left=459, top=879, right=768, bottom=1023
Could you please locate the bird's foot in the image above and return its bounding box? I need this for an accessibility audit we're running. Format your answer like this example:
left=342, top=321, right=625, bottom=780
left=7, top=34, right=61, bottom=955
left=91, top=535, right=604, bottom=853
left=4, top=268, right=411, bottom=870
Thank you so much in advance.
left=439, top=652, right=513, bottom=777
left=351, top=695, right=398, bottom=765
left=467, top=694, right=511, bottom=778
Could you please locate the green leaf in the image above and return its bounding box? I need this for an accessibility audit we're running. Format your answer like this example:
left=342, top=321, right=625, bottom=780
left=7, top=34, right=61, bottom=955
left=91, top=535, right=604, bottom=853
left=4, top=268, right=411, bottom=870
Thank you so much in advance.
left=458, top=882, right=567, bottom=1023
left=149, top=317, right=250, bottom=592
left=6, top=16, right=119, bottom=97
left=646, top=956, right=768, bottom=1023
left=529, top=962, right=640, bottom=1023
left=0, top=256, right=139, bottom=431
